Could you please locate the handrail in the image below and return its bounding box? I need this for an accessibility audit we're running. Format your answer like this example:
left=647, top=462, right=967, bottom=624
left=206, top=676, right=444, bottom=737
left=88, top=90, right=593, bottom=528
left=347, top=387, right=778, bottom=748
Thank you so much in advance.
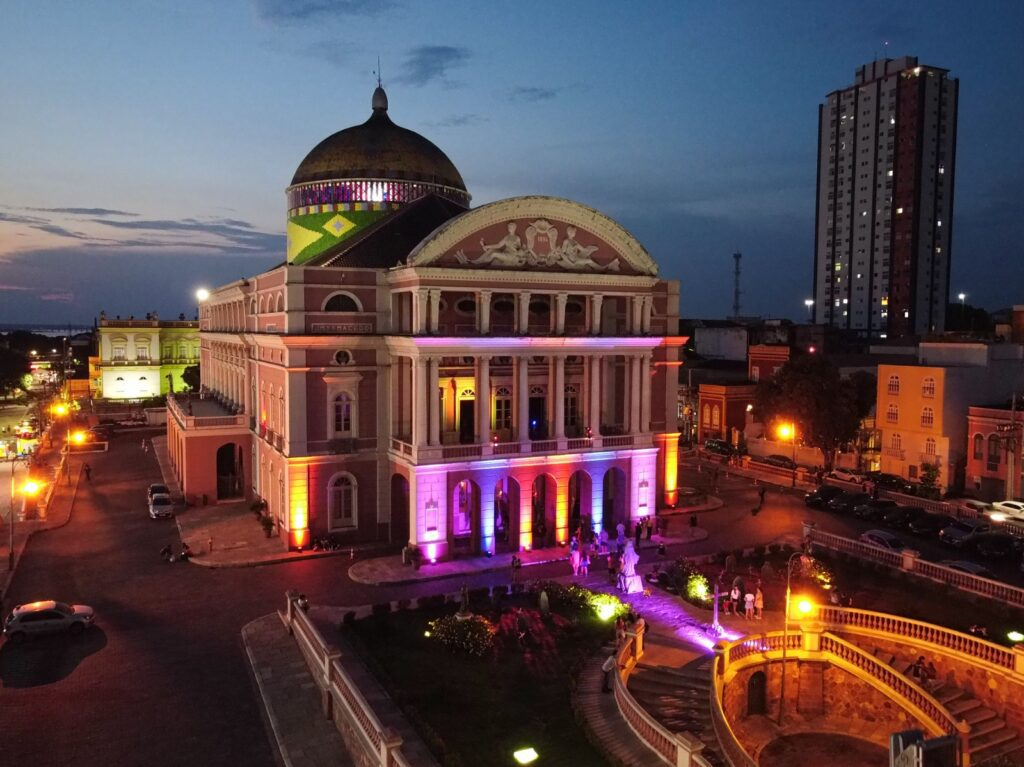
left=815, top=606, right=1016, bottom=673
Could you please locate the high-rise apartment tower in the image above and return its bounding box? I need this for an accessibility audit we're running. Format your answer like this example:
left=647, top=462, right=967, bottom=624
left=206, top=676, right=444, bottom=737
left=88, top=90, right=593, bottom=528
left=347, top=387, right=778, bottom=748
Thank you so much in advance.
left=813, top=57, right=958, bottom=338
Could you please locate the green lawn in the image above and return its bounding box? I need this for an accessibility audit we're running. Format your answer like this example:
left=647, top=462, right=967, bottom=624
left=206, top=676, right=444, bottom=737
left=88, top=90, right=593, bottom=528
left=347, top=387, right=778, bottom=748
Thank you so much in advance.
left=345, top=594, right=614, bottom=767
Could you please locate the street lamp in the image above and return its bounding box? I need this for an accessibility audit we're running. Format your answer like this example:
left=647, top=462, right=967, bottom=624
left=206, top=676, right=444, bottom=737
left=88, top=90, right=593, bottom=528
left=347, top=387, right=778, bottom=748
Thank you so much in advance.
left=804, top=298, right=814, bottom=321
left=8, top=461, right=42, bottom=570
left=777, top=422, right=797, bottom=487
left=195, top=287, right=210, bottom=303
left=778, top=551, right=814, bottom=724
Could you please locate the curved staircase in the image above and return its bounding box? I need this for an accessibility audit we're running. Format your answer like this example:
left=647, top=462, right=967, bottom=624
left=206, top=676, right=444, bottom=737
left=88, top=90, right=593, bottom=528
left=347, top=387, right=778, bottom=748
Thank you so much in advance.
left=627, top=655, right=725, bottom=767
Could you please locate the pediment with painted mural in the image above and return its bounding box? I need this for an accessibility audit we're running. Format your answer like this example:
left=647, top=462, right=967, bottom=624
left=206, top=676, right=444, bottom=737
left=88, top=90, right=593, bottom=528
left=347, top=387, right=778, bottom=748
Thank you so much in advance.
left=442, top=218, right=630, bottom=274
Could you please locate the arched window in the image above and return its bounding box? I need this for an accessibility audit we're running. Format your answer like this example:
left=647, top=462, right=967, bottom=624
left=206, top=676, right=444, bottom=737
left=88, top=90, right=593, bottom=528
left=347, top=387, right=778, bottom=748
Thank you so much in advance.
left=988, top=435, right=1001, bottom=464
left=274, top=293, right=283, bottom=313
left=925, top=438, right=936, bottom=456
left=890, top=433, right=902, bottom=450
left=887, top=375, right=900, bottom=395
left=323, top=292, right=361, bottom=312
left=973, top=433, right=984, bottom=460
left=886, top=403, right=898, bottom=423
left=711, top=405, right=720, bottom=428
left=922, top=377, right=936, bottom=397
left=702, top=404, right=711, bottom=426
left=333, top=393, right=353, bottom=435
left=921, top=407, right=934, bottom=427
left=327, top=474, right=357, bottom=529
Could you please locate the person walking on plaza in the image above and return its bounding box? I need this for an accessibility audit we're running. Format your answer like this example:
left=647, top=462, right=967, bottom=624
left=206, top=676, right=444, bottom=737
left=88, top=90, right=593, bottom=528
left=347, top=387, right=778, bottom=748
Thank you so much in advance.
left=728, top=585, right=740, bottom=615
left=634, top=520, right=642, bottom=550
left=754, top=586, right=764, bottom=620
left=83, top=463, right=92, bottom=481
left=580, top=549, right=590, bottom=576
left=744, top=590, right=755, bottom=620
left=570, top=536, right=581, bottom=576
left=602, top=654, right=617, bottom=693
left=757, top=485, right=766, bottom=508
left=645, top=516, right=654, bottom=541
left=599, top=528, right=609, bottom=555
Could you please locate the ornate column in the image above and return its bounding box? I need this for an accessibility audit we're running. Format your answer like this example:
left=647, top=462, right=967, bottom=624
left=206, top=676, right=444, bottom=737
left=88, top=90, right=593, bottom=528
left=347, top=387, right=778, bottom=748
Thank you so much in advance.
left=428, top=357, right=440, bottom=446
left=631, top=296, right=644, bottom=335
left=642, top=295, right=653, bottom=334
left=554, top=292, right=568, bottom=334
left=429, top=289, right=441, bottom=334
left=517, top=291, right=531, bottom=334
left=478, top=290, right=492, bottom=334
left=629, top=355, right=641, bottom=434
left=553, top=355, right=565, bottom=440
left=476, top=355, right=491, bottom=444
left=414, top=288, right=429, bottom=335
left=413, top=357, right=428, bottom=447
left=639, top=353, right=652, bottom=433
left=588, top=355, right=601, bottom=437
left=517, top=355, right=530, bottom=442
left=591, top=294, right=604, bottom=335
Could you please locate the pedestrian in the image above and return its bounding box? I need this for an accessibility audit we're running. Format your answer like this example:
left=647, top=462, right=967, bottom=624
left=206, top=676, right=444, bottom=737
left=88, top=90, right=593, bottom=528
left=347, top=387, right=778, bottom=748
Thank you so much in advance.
left=754, top=587, right=764, bottom=620
left=602, top=654, right=618, bottom=693
left=615, top=616, right=627, bottom=646
left=599, top=528, right=609, bottom=555
left=712, top=467, right=719, bottom=493
left=580, top=550, right=590, bottom=576
left=511, top=555, right=522, bottom=584
left=645, top=516, right=654, bottom=541
left=83, top=463, right=92, bottom=481
left=570, top=536, right=581, bottom=576
left=634, top=520, right=642, bottom=549
left=728, top=584, right=740, bottom=615
left=757, top=486, right=766, bottom=508
left=608, top=552, right=619, bottom=585
left=744, top=590, right=755, bottom=620
left=910, top=656, right=926, bottom=680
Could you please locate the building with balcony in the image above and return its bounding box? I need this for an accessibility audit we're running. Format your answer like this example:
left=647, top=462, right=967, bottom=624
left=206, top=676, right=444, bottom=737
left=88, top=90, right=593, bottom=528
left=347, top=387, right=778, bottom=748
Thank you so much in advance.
left=966, top=404, right=1024, bottom=502
left=878, top=342, right=1024, bottom=491
left=96, top=314, right=199, bottom=399
left=166, top=87, right=684, bottom=558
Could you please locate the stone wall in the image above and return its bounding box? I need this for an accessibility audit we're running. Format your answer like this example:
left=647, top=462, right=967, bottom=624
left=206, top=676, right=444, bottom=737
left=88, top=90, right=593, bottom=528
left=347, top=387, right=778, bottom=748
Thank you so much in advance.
left=850, top=632, right=1024, bottom=732
left=821, top=665, right=917, bottom=744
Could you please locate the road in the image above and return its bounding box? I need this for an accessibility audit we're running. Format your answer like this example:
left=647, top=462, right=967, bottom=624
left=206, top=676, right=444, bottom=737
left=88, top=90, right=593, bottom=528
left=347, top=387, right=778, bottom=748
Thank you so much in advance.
left=0, top=439, right=1011, bottom=766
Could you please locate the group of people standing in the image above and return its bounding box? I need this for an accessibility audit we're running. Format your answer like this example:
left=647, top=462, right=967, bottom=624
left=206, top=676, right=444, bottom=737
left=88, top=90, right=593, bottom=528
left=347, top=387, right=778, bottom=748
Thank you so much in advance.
left=723, top=579, right=764, bottom=620
left=568, top=516, right=657, bottom=579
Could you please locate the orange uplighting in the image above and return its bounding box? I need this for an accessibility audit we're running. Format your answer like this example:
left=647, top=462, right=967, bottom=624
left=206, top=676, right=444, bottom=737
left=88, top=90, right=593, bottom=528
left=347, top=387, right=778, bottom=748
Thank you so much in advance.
left=22, top=480, right=42, bottom=496
left=51, top=403, right=68, bottom=416
left=71, top=431, right=86, bottom=444
left=776, top=423, right=794, bottom=440
left=662, top=434, right=679, bottom=507
left=797, top=598, right=814, bottom=615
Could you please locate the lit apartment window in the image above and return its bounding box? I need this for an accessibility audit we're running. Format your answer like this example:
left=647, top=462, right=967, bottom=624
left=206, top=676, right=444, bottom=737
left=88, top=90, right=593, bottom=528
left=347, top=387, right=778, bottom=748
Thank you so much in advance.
left=921, top=378, right=936, bottom=397
left=925, top=438, right=936, bottom=456
left=887, top=375, right=900, bottom=395
left=890, top=433, right=902, bottom=450
left=887, top=404, right=899, bottom=423
left=921, top=407, right=934, bottom=428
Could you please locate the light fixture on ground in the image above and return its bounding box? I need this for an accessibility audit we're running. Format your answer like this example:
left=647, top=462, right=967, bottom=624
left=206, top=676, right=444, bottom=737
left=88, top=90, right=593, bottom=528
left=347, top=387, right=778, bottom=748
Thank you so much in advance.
left=513, top=747, right=539, bottom=764
left=1009, top=630, right=1024, bottom=643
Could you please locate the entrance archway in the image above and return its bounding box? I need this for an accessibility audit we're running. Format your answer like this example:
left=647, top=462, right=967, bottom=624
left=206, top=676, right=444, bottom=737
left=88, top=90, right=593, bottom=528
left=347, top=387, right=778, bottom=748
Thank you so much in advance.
left=450, top=478, right=481, bottom=556
left=216, top=443, right=243, bottom=500
left=531, top=474, right=557, bottom=549
left=493, top=477, right=519, bottom=554
left=747, top=670, right=767, bottom=716
left=602, top=467, right=627, bottom=534
left=568, top=469, right=593, bottom=543
left=390, top=474, right=410, bottom=545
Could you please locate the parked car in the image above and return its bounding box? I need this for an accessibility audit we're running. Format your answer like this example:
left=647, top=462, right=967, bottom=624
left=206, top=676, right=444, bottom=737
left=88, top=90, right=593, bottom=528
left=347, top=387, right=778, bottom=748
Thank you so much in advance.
left=882, top=505, right=928, bottom=530
left=939, top=518, right=991, bottom=548
left=148, top=493, right=174, bottom=520
left=90, top=425, right=114, bottom=440
left=828, top=492, right=871, bottom=514
left=939, top=560, right=996, bottom=579
left=908, top=513, right=957, bottom=537
left=805, top=485, right=844, bottom=509
left=966, top=532, right=1024, bottom=560
left=957, top=499, right=994, bottom=518
left=829, top=468, right=865, bottom=483
left=764, top=454, right=797, bottom=470
left=4, top=600, right=95, bottom=643
left=853, top=499, right=899, bottom=521
left=702, top=438, right=734, bottom=457
left=859, top=529, right=905, bottom=551
left=866, top=471, right=910, bottom=492
left=148, top=483, right=170, bottom=501
left=991, top=500, right=1024, bottom=520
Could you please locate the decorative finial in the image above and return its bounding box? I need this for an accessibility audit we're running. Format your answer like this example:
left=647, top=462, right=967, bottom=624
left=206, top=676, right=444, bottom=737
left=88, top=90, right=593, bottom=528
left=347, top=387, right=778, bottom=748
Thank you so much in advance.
left=372, top=57, right=388, bottom=111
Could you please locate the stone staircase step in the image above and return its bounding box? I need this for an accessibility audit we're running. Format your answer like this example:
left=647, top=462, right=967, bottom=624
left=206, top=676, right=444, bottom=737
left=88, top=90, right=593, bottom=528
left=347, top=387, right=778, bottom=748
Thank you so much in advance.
left=970, top=717, right=1009, bottom=739
left=948, top=697, right=982, bottom=716
left=934, top=686, right=966, bottom=705
left=635, top=662, right=711, bottom=683
left=963, top=706, right=999, bottom=727
left=972, top=734, right=1024, bottom=765
left=970, top=726, right=1019, bottom=754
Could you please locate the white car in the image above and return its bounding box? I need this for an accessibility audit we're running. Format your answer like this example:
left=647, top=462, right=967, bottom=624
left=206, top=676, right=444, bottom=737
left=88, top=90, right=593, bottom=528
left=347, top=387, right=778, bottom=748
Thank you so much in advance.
left=829, top=468, right=864, bottom=483
left=148, top=493, right=174, bottom=519
left=991, top=500, right=1024, bottom=520
left=4, top=600, right=95, bottom=643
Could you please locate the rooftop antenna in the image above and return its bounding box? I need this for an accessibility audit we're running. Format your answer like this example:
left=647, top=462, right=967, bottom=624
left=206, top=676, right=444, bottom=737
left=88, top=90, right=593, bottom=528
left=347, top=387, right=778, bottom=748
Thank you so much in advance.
left=732, top=252, right=742, bottom=319
left=375, top=56, right=382, bottom=88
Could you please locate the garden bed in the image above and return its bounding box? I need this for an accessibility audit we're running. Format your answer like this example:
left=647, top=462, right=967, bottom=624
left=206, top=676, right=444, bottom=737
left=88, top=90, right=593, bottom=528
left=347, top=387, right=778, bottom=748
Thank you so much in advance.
left=341, top=583, right=626, bottom=767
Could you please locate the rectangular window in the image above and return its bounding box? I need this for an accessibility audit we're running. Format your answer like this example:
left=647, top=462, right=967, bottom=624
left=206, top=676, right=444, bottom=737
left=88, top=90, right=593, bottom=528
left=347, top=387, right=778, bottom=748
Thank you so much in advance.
left=495, top=397, right=512, bottom=430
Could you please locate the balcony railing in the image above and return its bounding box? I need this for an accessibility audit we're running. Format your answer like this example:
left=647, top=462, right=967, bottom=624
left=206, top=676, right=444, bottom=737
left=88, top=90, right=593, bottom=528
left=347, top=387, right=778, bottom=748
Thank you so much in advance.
left=388, top=432, right=652, bottom=466
left=167, top=395, right=247, bottom=430
left=882, top=446, right=905, bottom=459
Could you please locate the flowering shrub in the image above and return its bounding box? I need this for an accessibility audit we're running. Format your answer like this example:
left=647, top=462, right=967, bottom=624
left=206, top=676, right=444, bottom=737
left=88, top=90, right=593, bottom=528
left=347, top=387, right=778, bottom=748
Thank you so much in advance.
left=587, top=592, right=628, bottom=622
left=427, top=614, right=497, bottom=657
left=528, top=581, right=591, bottom=615
left=670, top=558, right=712, bottom=608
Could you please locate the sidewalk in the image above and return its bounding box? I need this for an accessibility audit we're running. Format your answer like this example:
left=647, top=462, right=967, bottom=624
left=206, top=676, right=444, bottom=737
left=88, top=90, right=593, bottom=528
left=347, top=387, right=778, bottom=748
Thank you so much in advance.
left=348, top=526, right=709, bottom=586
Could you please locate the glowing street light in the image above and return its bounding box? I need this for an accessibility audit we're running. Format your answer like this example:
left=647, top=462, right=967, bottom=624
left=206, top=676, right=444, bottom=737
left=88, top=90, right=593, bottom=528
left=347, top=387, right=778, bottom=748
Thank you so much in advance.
left=71, top=431, right=87, bottom=445
left=779, top=551, right=815, bottom=725
left=8, top=467, right=42, bottom=569
left=513, top=747, right=539, bottom=765
left=804, top=298, right=814, bottom=321
left=776, top=422, right=797, bottom=487
left=1008, top=631, right=1024, bottom=644
left=195, top=287, right=211, bottom=302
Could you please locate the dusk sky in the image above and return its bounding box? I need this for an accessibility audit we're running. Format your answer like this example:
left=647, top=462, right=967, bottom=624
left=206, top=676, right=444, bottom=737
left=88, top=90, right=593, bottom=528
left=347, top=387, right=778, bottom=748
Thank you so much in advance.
left=1, top=0, right=1022, bottom=325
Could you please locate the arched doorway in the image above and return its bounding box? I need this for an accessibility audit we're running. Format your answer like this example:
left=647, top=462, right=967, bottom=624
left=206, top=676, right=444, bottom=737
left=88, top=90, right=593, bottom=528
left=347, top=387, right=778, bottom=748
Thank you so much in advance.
left=531, top=474, right=557, bottom=549
left=216, top=443, right=243, bottom=500
left=450, top=478, right=481, bottom=557
left=568, top=469, right=593, bottom=543
left=747, top=671, right=767, bottom=716
left=602, top=467, right=627, bottom=535
left=493, top=477, right=519, bottom=554
left=390, top=474, right=410, bottom=545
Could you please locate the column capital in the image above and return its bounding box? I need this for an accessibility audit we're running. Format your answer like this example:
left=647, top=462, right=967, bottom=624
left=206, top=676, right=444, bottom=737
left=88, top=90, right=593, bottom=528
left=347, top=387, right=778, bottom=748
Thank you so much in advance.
left=555, top=292, right=568, bottom=303
left=478, top=289, right=493, bottom=298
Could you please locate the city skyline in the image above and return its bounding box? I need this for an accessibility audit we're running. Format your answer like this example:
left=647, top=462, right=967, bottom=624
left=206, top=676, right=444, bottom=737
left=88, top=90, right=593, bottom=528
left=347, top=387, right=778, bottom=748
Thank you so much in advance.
left=1, top=0, right=1022, bottom=324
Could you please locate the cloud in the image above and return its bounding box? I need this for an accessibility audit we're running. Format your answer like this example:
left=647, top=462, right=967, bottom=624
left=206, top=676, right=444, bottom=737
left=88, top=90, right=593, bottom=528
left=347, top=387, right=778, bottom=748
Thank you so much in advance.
left=424, top=113, right=487, bottom=128
left=253, top=0, right=397, bottom=23
left=395, top=45, right=470, bottom=87
left=40, top=291, right=74, bottom=303
left=508, top=86, right=564, bottom=103
left=24, top=207, right=137, bottom=217
left=0, top=284, right=31, bottom=291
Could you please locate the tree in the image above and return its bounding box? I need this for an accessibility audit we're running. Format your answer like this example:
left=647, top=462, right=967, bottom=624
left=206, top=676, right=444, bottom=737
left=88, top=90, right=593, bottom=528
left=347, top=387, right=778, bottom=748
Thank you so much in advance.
left=918, top=462, right=941, bottom=500
left=182, top=365, right=201, bottom=392
left=0, top=348, right=30, bottom=399
left=753, top=355, right=869, bottom=470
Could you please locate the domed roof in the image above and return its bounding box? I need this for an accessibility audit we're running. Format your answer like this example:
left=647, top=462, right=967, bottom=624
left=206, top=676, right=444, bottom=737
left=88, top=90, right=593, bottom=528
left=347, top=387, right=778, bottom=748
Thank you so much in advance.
left=290, top=88, right=467, bottom=191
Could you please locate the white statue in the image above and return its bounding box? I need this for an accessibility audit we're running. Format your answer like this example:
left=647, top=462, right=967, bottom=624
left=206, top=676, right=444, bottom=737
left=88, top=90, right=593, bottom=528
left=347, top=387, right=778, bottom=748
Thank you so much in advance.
left=454, top=222, right=528, bottom=267
left=619, top=540, right=643, bottom=594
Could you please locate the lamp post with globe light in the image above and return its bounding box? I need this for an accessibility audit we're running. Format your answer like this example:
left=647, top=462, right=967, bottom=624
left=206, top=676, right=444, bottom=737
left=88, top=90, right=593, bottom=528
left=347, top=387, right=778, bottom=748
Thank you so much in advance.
left=958, top=292, right=967, bottom=330
left=804, top=298, right=814, bottom=322
left=8, top=459, right=42, bottom=570
left=776, top=422, right=797, bottom=487
left=778, top=551, right=814, bottom=724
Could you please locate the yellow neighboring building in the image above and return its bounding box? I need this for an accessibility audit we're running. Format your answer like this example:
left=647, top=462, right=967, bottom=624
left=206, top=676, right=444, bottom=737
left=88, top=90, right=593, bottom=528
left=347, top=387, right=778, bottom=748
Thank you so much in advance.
left=878, top=342, right=1024, bottom=492
left=95, top=315, right=199, bottom=400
